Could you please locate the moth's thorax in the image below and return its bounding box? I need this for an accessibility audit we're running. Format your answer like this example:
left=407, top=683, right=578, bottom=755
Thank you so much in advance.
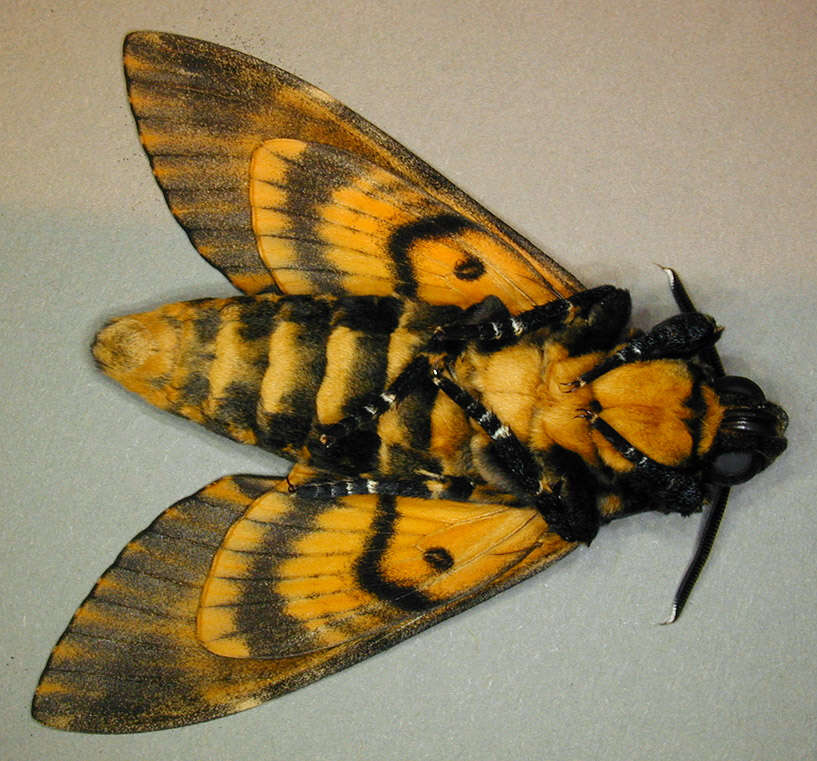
left=588, top=359, right=724, bottom=470
left=462, top=339, right=725, bottom=476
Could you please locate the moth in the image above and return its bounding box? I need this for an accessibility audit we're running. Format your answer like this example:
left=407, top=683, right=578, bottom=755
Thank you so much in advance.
left=33, top=32, right=788, bottom=733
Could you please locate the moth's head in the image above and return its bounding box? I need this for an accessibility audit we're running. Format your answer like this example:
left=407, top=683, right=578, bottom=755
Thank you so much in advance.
left=705, top=375, right=788, bottom=486
left=663, top=370, right=788, bottom=624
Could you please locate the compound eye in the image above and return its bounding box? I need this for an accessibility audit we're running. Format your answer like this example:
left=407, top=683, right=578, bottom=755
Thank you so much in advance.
left=715, top=375, right=765, bottom=402
left=709, top=450, right=763, bottom=485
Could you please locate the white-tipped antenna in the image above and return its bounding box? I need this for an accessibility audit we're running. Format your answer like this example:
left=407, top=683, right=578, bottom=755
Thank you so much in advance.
left=656, top=267, right=730, bottom=623
left=661, top=487, right=731, bottom=624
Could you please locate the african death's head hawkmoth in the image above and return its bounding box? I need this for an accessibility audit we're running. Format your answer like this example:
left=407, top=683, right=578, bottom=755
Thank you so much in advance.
left=32, top=32, right=788, bottom=733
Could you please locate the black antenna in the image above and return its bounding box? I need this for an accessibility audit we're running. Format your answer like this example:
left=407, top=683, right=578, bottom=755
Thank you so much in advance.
left=659, top=267, right=728, bottom=623
left=661, top=486, right=730, bottom=624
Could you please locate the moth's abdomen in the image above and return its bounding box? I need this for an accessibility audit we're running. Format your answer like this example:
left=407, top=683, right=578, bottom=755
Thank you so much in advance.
left=92, top=294, right=409, bottom=460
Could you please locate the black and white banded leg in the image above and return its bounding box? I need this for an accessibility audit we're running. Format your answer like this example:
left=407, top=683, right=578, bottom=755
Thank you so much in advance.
left=317, top=355, right=431, bottom=447
left=429, top=367, right=543, bottom=496
left=580, top=409, right=703, bottom=515
left=292, top=474, right=476, bottom=502
left=431, top=285, right=625, bottom=350
left=429, top=367, right=599, bottom=543
left=571, top=310, right=721, bottom=388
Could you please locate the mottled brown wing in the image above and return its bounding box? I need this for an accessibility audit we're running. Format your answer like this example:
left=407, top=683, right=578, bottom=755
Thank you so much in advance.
left=124, top=32, right=583, bottom=302
left=32, top=476, right=576, bottom=733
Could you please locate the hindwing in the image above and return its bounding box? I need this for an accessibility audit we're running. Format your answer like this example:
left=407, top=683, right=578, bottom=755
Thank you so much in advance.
left=249, top=139, right=565, bottom=310
left=198, top=490, right=570, bottom=658
left=124, top=32, right=582, bottom=304
left=33, top=477, right=576, bottom=732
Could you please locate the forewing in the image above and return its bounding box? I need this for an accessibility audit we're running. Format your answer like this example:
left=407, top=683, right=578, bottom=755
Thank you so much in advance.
left=124, top=32, right=583, bottom=300
left=33, top=476, right=575, bottom=733
left=32, top=475, right=279, bottom=733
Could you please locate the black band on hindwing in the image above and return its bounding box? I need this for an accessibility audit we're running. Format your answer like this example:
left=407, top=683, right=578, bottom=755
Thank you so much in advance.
left=355, top=495, right=436, bottom=612
left=231, top=494, right=335, bottom=656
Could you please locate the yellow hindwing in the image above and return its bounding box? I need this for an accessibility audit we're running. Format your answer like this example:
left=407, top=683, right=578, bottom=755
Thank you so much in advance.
left=198, top=491, right=572, bottom=658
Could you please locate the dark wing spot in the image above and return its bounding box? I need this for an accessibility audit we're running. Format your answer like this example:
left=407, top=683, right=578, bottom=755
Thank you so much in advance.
left=453, top=256, right=485, bottom=281
left=423, top=546, right=454, bottom=571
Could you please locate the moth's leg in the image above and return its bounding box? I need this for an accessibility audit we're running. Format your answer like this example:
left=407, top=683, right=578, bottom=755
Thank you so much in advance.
left=318, top=355, right=430, bottom=447
left=573, top=311, right=721, bottom=387
left=292, top=474, right=476, bottom=501
left=533, top=446, right=601, bottom=543
left=431, top=368, right=600, bottom=542
left=431, top=285, right=629, bottom=351
left=430, top=369, right=542, bottom=495
left=557, top=285, right=633, bottom=356
left=583, top=410, right=703, bottom=515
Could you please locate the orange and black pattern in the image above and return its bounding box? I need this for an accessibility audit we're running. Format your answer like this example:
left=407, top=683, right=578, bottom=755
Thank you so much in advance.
left=90, top=283, right=728, bottom=504
left=32, top=32, right=787, bottom=733
left=123, top=32, right=581, bottom=302
left=33, top=476, right=574, bottom=733
left=91, top=293, right=467, bottom=475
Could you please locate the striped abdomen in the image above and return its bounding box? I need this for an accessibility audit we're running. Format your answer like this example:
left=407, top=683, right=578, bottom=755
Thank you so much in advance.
left=91, top=294, right=474, bottom=476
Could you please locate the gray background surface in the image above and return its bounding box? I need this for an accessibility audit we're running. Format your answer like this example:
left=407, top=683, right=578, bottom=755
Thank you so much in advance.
left=2, top=2, right=815, bottom=759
